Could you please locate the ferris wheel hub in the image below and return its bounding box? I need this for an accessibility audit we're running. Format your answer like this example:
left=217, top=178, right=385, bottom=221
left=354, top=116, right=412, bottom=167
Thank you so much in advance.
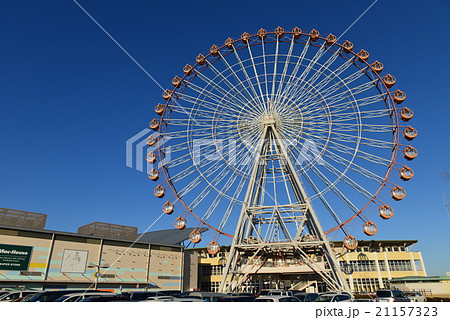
left=261, top=113, right=279, bottom=126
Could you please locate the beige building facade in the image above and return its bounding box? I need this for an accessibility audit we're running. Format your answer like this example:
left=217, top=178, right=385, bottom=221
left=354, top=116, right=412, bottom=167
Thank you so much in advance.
left=0, top=225, right=184, bottom=292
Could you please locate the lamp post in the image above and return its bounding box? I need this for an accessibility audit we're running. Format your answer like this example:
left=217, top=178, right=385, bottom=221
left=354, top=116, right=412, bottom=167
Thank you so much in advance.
left=87, top=263, right=109, bottom=290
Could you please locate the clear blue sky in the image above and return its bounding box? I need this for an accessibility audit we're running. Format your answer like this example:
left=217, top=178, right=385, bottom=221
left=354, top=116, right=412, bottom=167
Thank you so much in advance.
left=0, top=1, right=449, bottom=275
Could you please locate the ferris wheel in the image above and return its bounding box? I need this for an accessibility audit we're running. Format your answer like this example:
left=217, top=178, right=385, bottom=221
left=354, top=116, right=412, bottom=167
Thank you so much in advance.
left=146, top=27, right=417, bottom=292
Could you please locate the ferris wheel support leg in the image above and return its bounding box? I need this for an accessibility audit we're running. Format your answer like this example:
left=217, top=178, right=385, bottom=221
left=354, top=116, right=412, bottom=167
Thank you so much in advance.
left=219, top=127, right=270, bottom=293
left=271, top=126, right=351, bottom=293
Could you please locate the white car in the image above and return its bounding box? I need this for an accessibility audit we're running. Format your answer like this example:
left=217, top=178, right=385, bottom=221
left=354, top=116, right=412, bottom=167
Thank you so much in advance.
left=267, top=290, right=294, bottom=296
left=56, top=292, right=116, bottom=302
left=255, top=295, right=300, bottom=302
left=405, top=292, right=427, bottom=302
left=315, top=293, right=352, bottom=302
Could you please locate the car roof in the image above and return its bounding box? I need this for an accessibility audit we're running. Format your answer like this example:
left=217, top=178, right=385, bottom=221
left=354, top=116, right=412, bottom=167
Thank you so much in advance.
left=60, top=292, right=113, bottom=297
left=256, top=295, right=298, bottom=300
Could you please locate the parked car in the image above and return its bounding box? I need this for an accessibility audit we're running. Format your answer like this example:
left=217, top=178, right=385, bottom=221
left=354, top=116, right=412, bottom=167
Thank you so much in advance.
left=0, top=291, right=39, bottom=302
left=143, top=296, right=179, bottom=302
left=26, top=290, right=99, bottom=302
left=353, top=298, right=375, bottom=302
left=171, top=297, right=206, bottom=302
left=255, top=295, right=300, bottom=302
left=19, top=291, right=44, bottom=302
left=80, top=295, right=130, bottom=302
left=267, top=290, right=294, bottom=296
left=157, top=290, right=181, bottom=297
left=187, top=291, right=230, bottom=302
left=315, top=293, right=352, bottom=302
left=405, top=292, right=427, bottom=302
left=294, top=292, right=319, bottom=302
left=55, top=291, right=116, bottom=302
left=375, top=290, right=410, bottom=302
left=216, top=295, right=256, bottom=302
left=121, top=291, right=167, bottom=302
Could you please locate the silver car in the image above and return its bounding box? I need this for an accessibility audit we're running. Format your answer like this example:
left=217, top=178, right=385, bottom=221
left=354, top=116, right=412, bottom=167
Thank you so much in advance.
left=405, top=292, right=426, bottom=302
left=255, top=295, right=300, bottom=302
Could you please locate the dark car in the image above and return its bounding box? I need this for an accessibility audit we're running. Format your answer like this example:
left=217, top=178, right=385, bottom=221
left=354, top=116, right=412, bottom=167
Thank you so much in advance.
left=217, top=296, right=256, bottom=302
left=315, top=293, right=352, bottom=302
left=0, top=290, right=40, bottom=302
left=294, top=292, right=319, bottom=302
left=121, top=291, right=167, bottom=302
left=157, top=290, right=181, bottom=297
left=80, top=295, right=130, bottom=302
left=26, top=290, right=98, bottom=302
left=376, top=290, right=410, bottom=302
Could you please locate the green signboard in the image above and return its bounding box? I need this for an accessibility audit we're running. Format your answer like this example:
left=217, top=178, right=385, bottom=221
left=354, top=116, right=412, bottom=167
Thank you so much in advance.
left=0, top=244, right=33, bottom=271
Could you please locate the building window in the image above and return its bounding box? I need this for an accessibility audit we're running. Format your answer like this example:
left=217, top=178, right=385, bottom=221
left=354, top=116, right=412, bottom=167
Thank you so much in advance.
left=341, top=260, right=377, bottom=272
left=388, top=260, right=412, bottom=271
left=353, top=278, right=380, bottom=293
left=200, top=281, right=220, bottom=292
left=378, top=260, right=386, bottom=271
left=414, top=260, right=423, bottom=271
left=200, top=264, right=223, bottom=276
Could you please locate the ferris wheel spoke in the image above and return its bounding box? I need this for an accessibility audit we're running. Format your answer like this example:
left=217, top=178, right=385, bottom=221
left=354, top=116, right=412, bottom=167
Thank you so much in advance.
left=300, top=78, right=378, bottom=115
left=321, top=159, right=375, bottom=201
left=273, top=35, right=296, bottom=105
left=300, top=131, right=391, bottom=167
left=288, top=143, right=367, bottom=212
left=269, top=37, right=281, bottom=104
left=294, top=64, right=368, bottom=110
left=193, top=66, right=252, bottom=108
left=245, top=43, right=266, bottom=101
left=305, top=161, right=360, bottom=213
left=321, top=150, right=384, bottom=184
left=298, top=59, right=361, bottom=104
left=217, top=171, right=254, bottom=232
left=182, top=144, right=255, bottom=204
left=218, top=52, right=260, bottom=108
left=279, top=46, right=341, bottom=107
left=185, top=80, right=246, bottom=113
left=304, top=108, right=390, bottom=123
left=200, top=168, right=246, bottom=222
left=205, top=59, right=256, bottom=108
left=169, top=136, right=254, bottom=184
left=189, top=162, right=236, bottom=210
left=260, top=38, right=270, bottom=106
left=175, top=93, right=243, bottom=117
left=303, top=92, right=388, bottom=119
left=301, top=120, right=394, bottom=134
left=231, top=46, right=266, bottom=111
left=280, top=42, right=326, bottom=104
left=275, top=40, right=311, bottom=104
left=286, top=148, right=344, bottom=225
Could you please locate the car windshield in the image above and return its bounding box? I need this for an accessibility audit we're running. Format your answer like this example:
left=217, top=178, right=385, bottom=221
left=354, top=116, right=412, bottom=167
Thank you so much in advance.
left=21, top=293, right=39, bottom=301
left=376, top=291, right=392, bottom=297
left=315, top=295, right=333, bottom=302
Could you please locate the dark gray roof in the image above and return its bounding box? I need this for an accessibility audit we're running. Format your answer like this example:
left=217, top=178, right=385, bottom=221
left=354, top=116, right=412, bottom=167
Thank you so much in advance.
left=138, top=227, right=209, bottom=245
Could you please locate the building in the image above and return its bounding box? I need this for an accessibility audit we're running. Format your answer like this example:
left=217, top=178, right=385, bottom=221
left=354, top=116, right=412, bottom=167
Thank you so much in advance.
left=389, top=276, right=450, bottom=297
left=0, top=208, right=185, bottom=292
left=191, top=240, right=427, bottom=294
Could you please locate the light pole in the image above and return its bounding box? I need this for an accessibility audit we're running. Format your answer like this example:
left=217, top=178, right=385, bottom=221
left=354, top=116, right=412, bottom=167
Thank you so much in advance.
left=87, top=263, right=109, bottom=290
